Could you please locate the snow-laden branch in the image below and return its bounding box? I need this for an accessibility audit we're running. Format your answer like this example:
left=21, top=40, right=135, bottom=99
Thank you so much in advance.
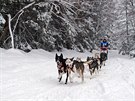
left=13, top=11, right=24, bottom=34
left=7, top=2, right=35, bottom=49
left=45, top=4, right=54, bottom=30
left=51, top=11, right=78, bottom=36
left=11, top=2, right=35, bottom=21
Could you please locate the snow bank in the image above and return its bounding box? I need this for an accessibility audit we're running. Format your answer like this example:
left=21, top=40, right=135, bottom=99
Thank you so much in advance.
left=0, top=48, right=135, bottom=101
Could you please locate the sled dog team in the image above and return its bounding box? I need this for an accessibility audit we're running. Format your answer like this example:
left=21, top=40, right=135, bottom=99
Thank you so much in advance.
left=55, top=52, right=107, bottom=84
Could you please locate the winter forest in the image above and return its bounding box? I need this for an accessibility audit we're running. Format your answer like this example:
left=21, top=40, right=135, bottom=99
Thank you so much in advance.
left=0, top=0, right=135, bottom=54
left=1, top=0, right=135, bottom=101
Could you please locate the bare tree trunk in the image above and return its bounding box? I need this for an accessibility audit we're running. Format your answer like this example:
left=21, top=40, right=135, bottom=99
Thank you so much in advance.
left=125, top=0, right=129, bottom=43
left=8, top=14, right=14, bottom=48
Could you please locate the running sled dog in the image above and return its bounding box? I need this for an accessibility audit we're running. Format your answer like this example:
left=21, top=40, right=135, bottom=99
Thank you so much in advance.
left=65, top=57, right=92, bottom=82
left=55, top=53, right=74, bottom=84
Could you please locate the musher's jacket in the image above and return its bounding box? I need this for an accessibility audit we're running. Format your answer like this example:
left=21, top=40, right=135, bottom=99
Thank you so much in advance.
left=100, top=42, right=109, bottom=51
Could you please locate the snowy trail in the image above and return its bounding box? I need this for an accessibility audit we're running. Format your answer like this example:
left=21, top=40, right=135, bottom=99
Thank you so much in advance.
left=0, top=49, right=135, bottom=101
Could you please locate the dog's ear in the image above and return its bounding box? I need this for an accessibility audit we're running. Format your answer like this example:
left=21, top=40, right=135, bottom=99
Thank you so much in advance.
left=55, top=53, right=58, bottom=57
left=55, top=53, right=58, bottom=61
left=71, top=57, right=74, bottom=61
left=60, top=53, right=63, bottom=58
left=87, top=56, right=89, bottom=61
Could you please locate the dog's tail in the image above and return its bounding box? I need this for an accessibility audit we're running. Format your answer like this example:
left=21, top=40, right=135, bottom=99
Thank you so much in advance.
left=83, top=60, right=93, bottom=64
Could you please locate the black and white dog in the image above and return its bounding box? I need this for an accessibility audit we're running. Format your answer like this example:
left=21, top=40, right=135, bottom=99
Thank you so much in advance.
left=55, top=53, right=73, bottom=84
left=87, top=57, right=99, bottom=76
left=65, top=57, right=74, bottom=83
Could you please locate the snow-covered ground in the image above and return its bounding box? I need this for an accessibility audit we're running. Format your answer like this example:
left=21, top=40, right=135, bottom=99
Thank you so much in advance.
left=0, top=48, right=135, bottom=101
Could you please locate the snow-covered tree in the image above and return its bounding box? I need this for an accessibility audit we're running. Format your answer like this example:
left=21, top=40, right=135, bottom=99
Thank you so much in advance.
left=111, top=0, right=135, bottom=54
left=1, top=0, right=133, bottom=53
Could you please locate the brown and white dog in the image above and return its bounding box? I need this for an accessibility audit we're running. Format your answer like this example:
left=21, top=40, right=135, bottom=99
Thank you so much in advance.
left=65, top=57, right=92, bottom=82
left=73, top=57, right=85, bottom=82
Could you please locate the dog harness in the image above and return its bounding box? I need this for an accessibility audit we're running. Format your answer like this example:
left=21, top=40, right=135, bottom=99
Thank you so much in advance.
left=57, top=62, right=64, bottom=70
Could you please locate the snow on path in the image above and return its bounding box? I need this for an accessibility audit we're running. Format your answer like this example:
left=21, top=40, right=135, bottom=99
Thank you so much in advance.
left=0, top=49, right=135, bottom=101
